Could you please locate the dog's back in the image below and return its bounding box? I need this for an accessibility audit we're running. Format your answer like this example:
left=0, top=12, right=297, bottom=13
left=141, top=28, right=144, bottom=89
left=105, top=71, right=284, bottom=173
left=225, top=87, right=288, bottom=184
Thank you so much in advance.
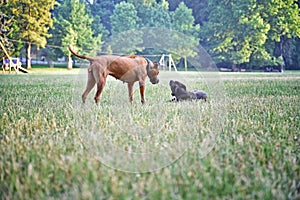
left=192, top=90, right=207, bottom=101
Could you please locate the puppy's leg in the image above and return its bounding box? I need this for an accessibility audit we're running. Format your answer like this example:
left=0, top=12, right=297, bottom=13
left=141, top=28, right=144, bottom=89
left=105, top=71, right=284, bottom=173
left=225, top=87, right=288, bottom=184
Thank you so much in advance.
left=82, top=71, right=96, bottom=103
left=139, top=81, right=146, bottom=104
left=127, top=82, right=134, bottom=103
left=94, top=76, right=106, bottom=104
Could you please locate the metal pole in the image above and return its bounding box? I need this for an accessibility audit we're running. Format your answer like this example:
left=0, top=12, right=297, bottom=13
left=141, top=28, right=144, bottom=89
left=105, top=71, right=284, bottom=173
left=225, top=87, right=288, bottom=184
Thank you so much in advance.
left=0, top=41, right=11, bottom=58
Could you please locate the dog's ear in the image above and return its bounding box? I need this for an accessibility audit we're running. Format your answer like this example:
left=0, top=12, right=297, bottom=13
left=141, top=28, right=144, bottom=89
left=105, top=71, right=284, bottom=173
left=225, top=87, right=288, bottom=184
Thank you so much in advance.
left=153, top=62, right=159, bottom=69
left=169, top=80, right=174, bottom=86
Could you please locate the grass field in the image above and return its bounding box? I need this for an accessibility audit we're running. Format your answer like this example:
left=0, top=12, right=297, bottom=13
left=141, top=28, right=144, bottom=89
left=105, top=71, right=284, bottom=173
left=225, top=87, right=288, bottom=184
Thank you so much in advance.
left=0, top=69, right=299, bottom=199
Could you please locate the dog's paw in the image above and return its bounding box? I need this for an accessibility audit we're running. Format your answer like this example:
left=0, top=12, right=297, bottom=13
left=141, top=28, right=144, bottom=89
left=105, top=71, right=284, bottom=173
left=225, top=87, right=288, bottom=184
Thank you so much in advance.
left=171, top=96, right=177, bottom=102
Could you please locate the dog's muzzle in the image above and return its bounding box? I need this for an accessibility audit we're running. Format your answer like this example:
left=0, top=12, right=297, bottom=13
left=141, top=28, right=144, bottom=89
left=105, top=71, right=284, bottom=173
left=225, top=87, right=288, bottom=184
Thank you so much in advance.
left=150, top=78, right=159, bottom=84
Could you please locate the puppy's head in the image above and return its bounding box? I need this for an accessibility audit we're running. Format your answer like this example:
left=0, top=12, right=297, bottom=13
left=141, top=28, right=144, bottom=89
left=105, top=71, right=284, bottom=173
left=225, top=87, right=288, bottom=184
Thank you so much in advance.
left=169, top=80, right=176, bottom=96
left=169, top=80, right=187, bottom=96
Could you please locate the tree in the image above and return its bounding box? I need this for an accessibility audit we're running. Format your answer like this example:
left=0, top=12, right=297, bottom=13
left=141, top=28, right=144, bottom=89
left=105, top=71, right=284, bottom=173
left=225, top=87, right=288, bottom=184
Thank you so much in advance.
left=168, top=0, right=209, bottom=26
left=201, top=0, right=300, bottom=70
left=110, top=2, right=139, bottom=34
left=170, top=2, right=200, bottom=61
left=54, top=0, right=103, bottom=69
left=122, top=1, right=172, bottom=56
left=259, top=0, right=300, bottom=71
left=171, top=2, right=200, bottom=37
left=0, top=1, right=14, bottom=58
left=201, top=0, right=271, bottom=69
left=88, top=0, right=120, bottom=38
left=8, top=0, right=57, bottom=69
left=137, top=3, right=171, bottom=28
left=109, top=2, right=141, bottom=54
left=292, top=38, right=300, bottom=69
left=128, top=0, right=157, bottom=8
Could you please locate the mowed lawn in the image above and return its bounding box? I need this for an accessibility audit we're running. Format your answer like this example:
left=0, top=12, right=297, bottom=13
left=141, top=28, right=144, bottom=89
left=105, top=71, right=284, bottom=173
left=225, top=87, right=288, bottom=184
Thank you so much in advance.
left=0, top=69, right=299, bottom=199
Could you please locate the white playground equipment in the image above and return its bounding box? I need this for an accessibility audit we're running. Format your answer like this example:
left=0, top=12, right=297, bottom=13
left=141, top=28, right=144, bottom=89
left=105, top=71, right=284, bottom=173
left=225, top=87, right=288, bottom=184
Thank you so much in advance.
left=158, top=54, right=177, bottom=71
left=0, top=41, right=29, bottom=74
left=144, top=54, right=177, bottom=71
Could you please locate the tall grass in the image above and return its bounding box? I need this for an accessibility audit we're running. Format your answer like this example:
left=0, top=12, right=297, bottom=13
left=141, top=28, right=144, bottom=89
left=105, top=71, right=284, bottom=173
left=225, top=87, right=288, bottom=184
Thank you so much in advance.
left=0, top=71, right=299, bottom=199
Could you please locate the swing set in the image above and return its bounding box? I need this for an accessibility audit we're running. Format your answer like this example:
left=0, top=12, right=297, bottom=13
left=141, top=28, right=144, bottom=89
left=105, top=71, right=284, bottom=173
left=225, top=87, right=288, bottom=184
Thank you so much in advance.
left=0, top=41, right=29, bottom=74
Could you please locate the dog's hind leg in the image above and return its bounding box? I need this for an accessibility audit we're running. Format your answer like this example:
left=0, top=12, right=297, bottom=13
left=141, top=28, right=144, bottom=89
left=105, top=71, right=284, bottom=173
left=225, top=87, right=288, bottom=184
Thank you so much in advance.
left=82, top=71, right=96, bottom=103
left=127, top=82, right=134, bottom=103
left=94, top=76, right=107, bottom=104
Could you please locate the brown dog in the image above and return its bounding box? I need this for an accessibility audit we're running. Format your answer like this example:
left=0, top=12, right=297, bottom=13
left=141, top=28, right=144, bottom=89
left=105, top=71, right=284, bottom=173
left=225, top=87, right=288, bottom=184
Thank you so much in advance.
left=68, top=46, right=159, bottom=104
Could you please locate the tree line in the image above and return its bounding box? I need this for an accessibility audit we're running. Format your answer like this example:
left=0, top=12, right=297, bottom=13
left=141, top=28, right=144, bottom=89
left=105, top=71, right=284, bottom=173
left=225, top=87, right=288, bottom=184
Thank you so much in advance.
left=1, top=0, right=299, bottom=70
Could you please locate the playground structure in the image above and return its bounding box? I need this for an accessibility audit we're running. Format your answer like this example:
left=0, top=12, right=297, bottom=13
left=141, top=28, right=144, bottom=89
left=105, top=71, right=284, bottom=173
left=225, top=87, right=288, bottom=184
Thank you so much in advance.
left=158, top=54, right=177, bottom=71
left=0, top=41, right=29, bottom=74
left=144, top=54, right=177, bottom=71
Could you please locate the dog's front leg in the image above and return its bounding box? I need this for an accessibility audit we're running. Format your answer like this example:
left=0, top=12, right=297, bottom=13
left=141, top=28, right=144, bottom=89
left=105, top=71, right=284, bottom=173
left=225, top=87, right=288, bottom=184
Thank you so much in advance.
left=127, top=82, right=134, bottom=103
left=139, top=81, right=146, bottom=104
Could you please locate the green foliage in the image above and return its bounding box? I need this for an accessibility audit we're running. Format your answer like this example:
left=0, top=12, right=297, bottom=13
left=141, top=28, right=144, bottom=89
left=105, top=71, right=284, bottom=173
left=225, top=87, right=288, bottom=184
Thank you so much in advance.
left=137, top=3, right=171, bottom=28
left=170, top=2, right=200, bottom=60
left=128, top=0, right=157, bottom=8
left=107, top=29, right=144, bottom=54
left=259, top=0, right=300, bottom=70
left=259, top=0, right=300, bottom=41
left=54, top=0, right=102, bottom=57
left=168, top=0, right=209, bottom=26
left=110, top=2, right=139, bottom=34
left=1, top=0, right=57, bottom=68
left=90, top=0, right=123, bottom=33
left=106, top=1, right=200, bottom=59
left=109, top=2, right=141, bottom=54
left=90, top=15, right=109, bottom=40
left=0, top=1, right=14, bottom=58
left=171, top=2, right=200, bottom=37
left=8, top=0, right=57, bottom=48
left=88, top=0, right=112, bottom=40
left=202, top=0, right=270, bottom=65
left=201, top=0, right=300, bottom=69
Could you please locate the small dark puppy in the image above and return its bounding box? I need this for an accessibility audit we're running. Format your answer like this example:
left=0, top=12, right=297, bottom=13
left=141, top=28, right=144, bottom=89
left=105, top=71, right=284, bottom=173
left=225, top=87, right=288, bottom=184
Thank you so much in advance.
left=169, top=80, right=207, bottom=102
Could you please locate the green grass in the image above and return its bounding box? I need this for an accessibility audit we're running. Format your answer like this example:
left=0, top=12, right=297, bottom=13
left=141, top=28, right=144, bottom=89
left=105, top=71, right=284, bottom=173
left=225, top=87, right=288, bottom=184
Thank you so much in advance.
left=0, top=70, right=299, bottom=199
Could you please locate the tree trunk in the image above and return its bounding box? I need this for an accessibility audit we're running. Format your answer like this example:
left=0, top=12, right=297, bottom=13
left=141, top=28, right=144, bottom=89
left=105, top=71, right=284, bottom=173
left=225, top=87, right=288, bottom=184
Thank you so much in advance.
left=274, top=36, right=289, bottom=73
left=184, top=56, right=187, bottom=71
left=26, top=42, right=31, bottom=69
left=49, top=60, right=54, bottom=68
left=67, top=52, right=72, bottom=70
left=280, top=56, right=285, bottom=73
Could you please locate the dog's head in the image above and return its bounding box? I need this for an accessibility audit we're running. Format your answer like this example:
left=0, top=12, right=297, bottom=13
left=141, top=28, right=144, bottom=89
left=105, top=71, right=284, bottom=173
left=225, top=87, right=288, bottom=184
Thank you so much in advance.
left=169, top=80, right=177, bottom=96
left=169, top=80, right=193, bottom=101
left=147, top=62, right=159, bottom=84
left=169, top=80, right=187, bottom=96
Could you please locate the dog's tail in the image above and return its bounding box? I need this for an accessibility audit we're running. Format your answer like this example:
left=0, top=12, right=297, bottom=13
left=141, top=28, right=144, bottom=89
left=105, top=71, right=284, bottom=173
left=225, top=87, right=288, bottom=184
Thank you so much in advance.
left=68, top=45, right=94, bottom=61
